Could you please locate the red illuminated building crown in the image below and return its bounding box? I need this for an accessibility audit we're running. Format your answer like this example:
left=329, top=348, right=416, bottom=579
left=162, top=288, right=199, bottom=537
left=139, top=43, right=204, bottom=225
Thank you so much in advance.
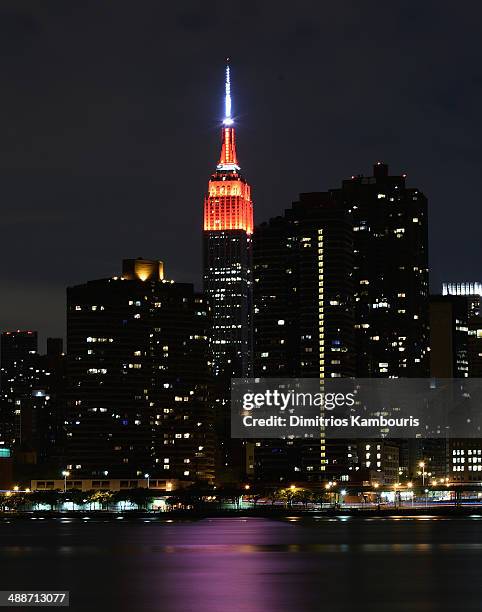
left=203, top=62, right=253, bottom=235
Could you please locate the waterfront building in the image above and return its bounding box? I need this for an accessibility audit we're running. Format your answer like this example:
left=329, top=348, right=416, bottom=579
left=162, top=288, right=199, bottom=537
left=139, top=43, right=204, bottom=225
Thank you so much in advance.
left=66, top=258, right=214, bottom=482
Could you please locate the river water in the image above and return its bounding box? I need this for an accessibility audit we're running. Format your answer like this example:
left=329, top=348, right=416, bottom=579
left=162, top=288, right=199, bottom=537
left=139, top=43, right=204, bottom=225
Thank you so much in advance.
left=1, top=514, right=482, bottom=611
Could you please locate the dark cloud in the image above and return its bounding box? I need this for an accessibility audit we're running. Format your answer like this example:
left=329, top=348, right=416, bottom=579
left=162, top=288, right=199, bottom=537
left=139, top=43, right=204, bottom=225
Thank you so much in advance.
left=1, top=0, right=482, bottom=343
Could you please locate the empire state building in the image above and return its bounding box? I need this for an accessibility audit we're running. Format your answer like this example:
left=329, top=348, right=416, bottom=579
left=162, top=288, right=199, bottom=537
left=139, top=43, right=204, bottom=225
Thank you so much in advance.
left=203, top=62, right=253, bottom=377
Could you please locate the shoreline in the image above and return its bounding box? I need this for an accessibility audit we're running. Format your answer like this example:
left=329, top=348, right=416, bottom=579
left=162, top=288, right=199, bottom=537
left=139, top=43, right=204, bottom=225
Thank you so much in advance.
left=2, top=505, right=482, bottom=521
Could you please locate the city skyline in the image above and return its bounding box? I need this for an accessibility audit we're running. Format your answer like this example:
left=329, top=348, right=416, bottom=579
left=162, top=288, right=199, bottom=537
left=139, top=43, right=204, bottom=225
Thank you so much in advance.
left=2, top=2, right=482, bottom=341
left=3, top=7, right=482, bottom=612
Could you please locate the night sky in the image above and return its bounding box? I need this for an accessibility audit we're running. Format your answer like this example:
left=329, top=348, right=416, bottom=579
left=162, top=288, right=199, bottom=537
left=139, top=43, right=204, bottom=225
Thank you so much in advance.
left=2, top=1, right=482, bottom=345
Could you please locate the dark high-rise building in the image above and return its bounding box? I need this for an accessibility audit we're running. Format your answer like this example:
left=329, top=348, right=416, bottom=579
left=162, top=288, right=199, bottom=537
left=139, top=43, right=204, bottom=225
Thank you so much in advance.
left=442, top=282, right=482, bottom=377
left=427, top=294, right=471, bottom=479
left=253, top=193, right=355, bottom=482
left=0, top=331, right=67, bottom=473
left=253, top=163, right=430, bottom=483
left=203, top=63, right=253, bottom=378
left=430, top=295, right=469, bottom=378
left=66, top=258, right=214, bottom=482
left=31, top=339, right=67, bottom=470
left=333, top=162, right=430, bottom=378
left=0, top=330, right=38, bottom=370
left=0, top=330, right=38, bottom=449
left=254, top=193, right=355, bottom=379
left=436, top=283, right=482, bottom=482
left=330, top=163, right=429, bottom=481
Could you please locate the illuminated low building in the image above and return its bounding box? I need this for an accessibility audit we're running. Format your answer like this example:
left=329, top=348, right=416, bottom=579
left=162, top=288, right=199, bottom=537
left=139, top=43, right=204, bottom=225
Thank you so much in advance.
left=30, top=477, right=186, bottom=492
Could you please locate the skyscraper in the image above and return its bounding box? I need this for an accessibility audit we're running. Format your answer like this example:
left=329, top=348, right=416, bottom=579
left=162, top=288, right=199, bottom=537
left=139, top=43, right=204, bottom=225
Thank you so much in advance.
left=66, top=259, right=214, bottom=482
left=253, top=193, right=355, bottom=482
left=333, top=162, right=430, bottom=378
left=430, top=295, right=469, bottom=379
left=203, top=62, right=253, bottom=378
left=253, top=163, right=430, bottom=483
left=436, top=283, right=482, bottom=482
left=332, top=163, right=430, bottom=479
left=254, top=193, right=355, bottom=380
left=442, top=282, right=482, bottom=377
left=0, top=330, right=38, bottom=449
left=0, top=331, right=66, bottom=471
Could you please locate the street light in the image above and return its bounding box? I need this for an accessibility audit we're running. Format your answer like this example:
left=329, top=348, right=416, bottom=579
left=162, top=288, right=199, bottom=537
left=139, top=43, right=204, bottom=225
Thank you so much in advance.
left=144, top=473, right=150, bottom=488
left=419, top=461, right=426, bottom=486
left=393, top=483, right=400, bottom=508
left=62, top=470, right=70, bottom=493
left=407, top=481, right=414, bottom=506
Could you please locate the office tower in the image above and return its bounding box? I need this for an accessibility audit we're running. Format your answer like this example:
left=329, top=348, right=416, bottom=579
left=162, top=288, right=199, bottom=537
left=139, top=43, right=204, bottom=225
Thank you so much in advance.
left=333, top=162, right=430, bottom=378
left=203, top=62, right=253, bottom=378
left=253, top=193, right=355, bottom=482
left=427, top=295, right=471, bottom=479
left=430, top=295, right=469, bottom=378
left=201, top=63, right=254, bottom=483
left=437, top=283, right=482, bottom=482
left=0, top=332, right=66, bottom=474
left=66, top=259, right=214, bottom=482
left=253, top=163, right=430, bottom=483
left=254, top=193, right=354, bottom=378
left=0, top=330, right=38, bottom=369
left=442, top=282, right=482, bottom=377
left=330, top=163, right=430, bottom=481
left=0, top=330, right=38, bottom=449
left=31, top=338, right=67, bottom=469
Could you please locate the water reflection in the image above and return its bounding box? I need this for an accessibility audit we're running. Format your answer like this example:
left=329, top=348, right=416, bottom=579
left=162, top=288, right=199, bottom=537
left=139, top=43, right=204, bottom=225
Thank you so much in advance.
left=1, top=516, right=482, bottom=611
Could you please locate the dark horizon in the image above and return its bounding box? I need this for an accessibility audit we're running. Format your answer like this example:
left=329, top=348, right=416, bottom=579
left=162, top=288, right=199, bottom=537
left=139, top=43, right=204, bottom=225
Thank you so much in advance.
left=2, top=1, right=482, bottom=345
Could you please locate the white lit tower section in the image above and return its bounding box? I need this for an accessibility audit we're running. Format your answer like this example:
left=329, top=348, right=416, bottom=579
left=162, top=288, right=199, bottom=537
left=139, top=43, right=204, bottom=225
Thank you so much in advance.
left=203, top=62, right=254, bottom=378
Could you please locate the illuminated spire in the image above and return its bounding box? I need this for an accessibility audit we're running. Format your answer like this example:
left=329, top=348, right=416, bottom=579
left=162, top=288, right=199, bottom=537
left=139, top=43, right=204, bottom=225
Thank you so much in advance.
left=223, top=59, right=233, bottom=126
left=217, top=59, right=240, bottom=171
left=218, top=125, right=239, bottom=171
left=204, top=59, right=253, bottom=235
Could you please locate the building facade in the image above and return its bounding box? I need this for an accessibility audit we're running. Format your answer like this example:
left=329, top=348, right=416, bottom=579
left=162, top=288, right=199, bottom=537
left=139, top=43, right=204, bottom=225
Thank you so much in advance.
left=0, top=330, right=38, bottom=449
left=253, top=163, right=430, bottom=484
left=253, top=192, right=355, bottom=482
left=442, top=282, right=482, bottom=377
left=203, top=63, right=253, bottom=379
left=435, top=283, right=482, bottom=482
left=332, top=162, right=430, bottom=378
left=332, top=163, right=430, bottom=481
left=66, top=259, right=214, bottom=483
